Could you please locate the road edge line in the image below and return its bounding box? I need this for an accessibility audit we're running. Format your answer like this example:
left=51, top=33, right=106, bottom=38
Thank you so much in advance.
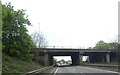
left=54, top=67, right=59, bottom=75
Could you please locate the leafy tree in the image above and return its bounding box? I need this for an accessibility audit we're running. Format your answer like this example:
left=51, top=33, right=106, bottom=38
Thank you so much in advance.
left=109, top=43, right=118, bottom=49
left=108, top=36, right=118, bottom=50
left=53, top=58, right=57, bottom=65
left=94, top=40, right=109, bottom=49
left=0, top=1, right=2, bottom=74
left=0, top=1, right=2, bottom=51
left=2, top=3, right=34, bottom=61
left=31, top=32, right=48, bottom=48
left=57, top=60, right=61, bottom=63
left=61, top=59, right=65, bottom=64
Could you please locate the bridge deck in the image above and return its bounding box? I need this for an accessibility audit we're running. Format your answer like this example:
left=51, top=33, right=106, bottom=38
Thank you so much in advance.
left=32, top=48, right=115, bottom=53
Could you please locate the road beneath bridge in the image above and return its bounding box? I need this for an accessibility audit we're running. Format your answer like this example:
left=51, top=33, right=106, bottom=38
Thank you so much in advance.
left=54, top=66, right=119, bottom=75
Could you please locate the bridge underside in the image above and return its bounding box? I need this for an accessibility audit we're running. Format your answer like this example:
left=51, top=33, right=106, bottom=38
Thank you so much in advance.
left=83, top=52, right=107, bottom=63
left=48, top=52, right=81, bottom=66
left=83, top=52, right=117, bottom=63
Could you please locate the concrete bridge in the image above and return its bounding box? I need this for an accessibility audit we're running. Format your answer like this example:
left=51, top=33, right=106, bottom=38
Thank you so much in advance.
left=32, top=48, right=117, bottom=66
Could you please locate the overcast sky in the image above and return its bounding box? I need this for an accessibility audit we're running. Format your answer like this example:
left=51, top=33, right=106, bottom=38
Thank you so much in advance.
left=2, top=0, right=119, bottom=48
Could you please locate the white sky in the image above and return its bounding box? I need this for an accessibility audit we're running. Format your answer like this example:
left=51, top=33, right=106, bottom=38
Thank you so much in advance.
left=53, top=56, right=88, bottom=61
left=54, top=56, right=71, bottom=61
left=2, top=0, right=119, bottom=48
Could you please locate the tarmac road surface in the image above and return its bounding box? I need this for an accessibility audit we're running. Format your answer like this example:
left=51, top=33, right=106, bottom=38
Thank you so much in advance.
left=54, top=66, right=119, bottom=75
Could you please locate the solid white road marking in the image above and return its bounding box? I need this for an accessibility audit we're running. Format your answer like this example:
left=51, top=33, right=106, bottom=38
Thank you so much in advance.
left=54, top=67, right=59, bottom=75
left=50, top=68, right=57, bottom=73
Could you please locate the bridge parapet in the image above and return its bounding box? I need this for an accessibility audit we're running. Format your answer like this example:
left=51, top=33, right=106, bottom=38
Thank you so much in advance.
left=41, top=46, right=87, bottom=49
left=32, top=48, right=115, bottom=53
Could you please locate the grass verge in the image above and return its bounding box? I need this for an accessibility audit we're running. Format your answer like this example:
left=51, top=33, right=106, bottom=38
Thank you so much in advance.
left=2, top=54, right=44, bottom=74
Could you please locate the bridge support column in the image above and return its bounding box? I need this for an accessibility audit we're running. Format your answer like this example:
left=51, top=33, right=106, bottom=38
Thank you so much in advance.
left=44, top=53, right=49, bottom=66
left=71, top=53, right=80, bottom=65
left=106, top=53, right=110, bottom=62
left=79, top=54, right=83, bottom=64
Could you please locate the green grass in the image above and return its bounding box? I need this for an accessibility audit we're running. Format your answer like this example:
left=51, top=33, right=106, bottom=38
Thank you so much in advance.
left=2, top=54, right=44, bottom=74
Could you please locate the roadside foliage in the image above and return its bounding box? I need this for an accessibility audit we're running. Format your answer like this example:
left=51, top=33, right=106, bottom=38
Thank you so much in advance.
left=2, top=3, right=34, bottom=61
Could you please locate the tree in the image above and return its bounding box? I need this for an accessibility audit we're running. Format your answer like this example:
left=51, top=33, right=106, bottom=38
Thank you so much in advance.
left=2, top=3, right=34, bottom=61
left=94, top=40, right=109, bottom=49
left=0, top=1, right=1, bottom=32
left=53, top=58, right=57, bottom=65
left=60, top=59, right=66, bottom=64
left=109, top=43, right=118, bottom=49
left=31, top=32, right=48, bottom=48
left=108, top=35, right=118, bottom=49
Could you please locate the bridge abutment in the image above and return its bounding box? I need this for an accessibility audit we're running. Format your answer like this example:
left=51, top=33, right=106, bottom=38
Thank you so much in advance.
left=33, top=51, right=49, bottom=66
left=44, top=53, right=49, bottom=66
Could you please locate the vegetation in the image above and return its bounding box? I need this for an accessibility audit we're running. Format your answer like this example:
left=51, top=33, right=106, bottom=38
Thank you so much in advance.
left=57, top=59, right=70, bottom=64
left=94, top=40, right=109, bottom=49
left=31, top=32, right=48, bottom=48
left=2, top=54, right=43, bottom=73
left=2, top=3, right=45, bottom=74
left=2, top=3, right=34, bottom=61
left=0, top=1, right=2, bottom=74
left=94, top=40, right=118, bottom=50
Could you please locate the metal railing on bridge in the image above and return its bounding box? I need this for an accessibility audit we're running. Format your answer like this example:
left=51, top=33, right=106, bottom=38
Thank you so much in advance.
left=35, top=46, right=116, bottom=52
left=40, top=46, right=92, bottom=49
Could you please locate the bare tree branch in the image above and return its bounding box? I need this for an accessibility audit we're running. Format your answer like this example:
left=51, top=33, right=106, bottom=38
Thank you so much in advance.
left=31, top=32, right=48, bottom=48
